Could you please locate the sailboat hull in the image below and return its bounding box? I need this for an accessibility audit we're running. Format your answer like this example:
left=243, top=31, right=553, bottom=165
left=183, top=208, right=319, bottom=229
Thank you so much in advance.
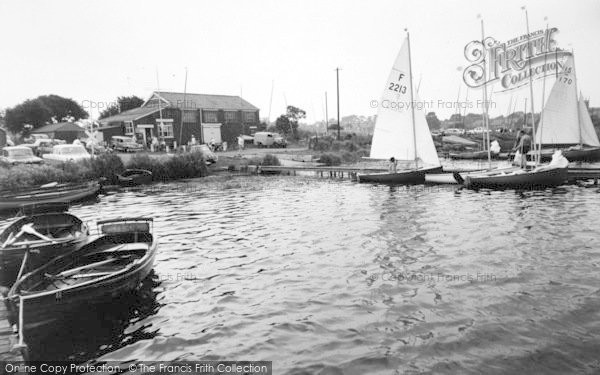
left=449, top=150, right=496, bottom=160
left=357, top=166, right=442, bottom=184
left=464, top=167, right=568, bottom=190
left=529, top=147, right=600, bottom=162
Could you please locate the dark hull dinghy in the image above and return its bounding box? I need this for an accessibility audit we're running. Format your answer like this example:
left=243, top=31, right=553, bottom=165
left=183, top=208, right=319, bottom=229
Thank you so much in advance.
left=461, top=167, right=568, bottom=190
left=357, top=166, right=442, bottom=184
left=117, top=169, right=153, bottom=186
left=0, top=181, right=101, bottom=213
left=7, top=217, right=157, bottom=331
left=0, top=203, right=89, bottom=286
left=448, top=150, right=491, bottom=160
left=529, top=146, right=600, bottom=163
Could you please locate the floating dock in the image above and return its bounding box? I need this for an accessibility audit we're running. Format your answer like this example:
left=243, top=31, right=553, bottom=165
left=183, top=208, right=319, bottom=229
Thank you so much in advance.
left=0, top=295, right=25, bottom=363
left=259, top=165, right=600, bottom=183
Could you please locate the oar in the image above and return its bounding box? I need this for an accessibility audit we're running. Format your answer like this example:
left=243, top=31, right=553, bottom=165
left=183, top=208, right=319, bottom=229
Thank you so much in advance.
left=49, top=258, right=121, bottom=279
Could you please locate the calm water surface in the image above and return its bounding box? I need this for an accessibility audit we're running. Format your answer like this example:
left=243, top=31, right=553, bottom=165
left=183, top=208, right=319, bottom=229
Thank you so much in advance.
left=3, top=175, right=600, bottom=374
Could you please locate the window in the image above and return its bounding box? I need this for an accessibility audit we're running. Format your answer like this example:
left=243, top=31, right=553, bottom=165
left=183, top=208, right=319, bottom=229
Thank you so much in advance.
left=243, top=112, right=256, bottom=123
left=125, top=121, right=134, bottom=135
left=158, top=121, right=174, bottom=138
left=203, top=111, right=218, bottom=123
left=224, top=111, right=239, bottom=123
left=183, top=110, right=197, bottom=123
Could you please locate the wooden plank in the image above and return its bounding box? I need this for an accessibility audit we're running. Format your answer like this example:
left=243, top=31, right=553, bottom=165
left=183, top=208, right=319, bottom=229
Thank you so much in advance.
left=0, top=298, right=25, bottom=362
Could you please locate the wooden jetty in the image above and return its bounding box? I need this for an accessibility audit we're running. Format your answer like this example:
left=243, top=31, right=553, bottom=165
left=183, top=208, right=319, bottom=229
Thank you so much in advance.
left=0, top=292, right=26, bottom=363
left=259, top=165, right=600, bottom=183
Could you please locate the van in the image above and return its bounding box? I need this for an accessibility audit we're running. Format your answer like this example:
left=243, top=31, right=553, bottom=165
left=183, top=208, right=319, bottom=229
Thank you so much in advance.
left=253, top=132, right=287, bottom=148
left=111, top=136, right=143, bottom=152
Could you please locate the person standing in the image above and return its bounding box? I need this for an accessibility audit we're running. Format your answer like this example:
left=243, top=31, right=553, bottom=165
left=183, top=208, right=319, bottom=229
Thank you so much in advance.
left=388, top=157, right=397, bottom=173
left=515, top=129, right=532, bottom=168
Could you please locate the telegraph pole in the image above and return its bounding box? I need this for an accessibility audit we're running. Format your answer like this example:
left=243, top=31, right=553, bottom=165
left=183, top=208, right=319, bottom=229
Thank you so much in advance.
left=336, top=67, right=341, bottom=140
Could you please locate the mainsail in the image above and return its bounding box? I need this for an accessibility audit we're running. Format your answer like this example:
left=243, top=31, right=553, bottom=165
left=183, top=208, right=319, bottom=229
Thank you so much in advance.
left=536, top=55, right=600, bottom=146
left=577, top=92, right=600, bottom=146
left=369, top=38, right=440, bottom=166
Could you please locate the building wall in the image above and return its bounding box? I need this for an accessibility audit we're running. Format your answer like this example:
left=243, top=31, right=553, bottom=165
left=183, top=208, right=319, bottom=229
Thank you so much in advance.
left=101, top=107, right=260, bottom=147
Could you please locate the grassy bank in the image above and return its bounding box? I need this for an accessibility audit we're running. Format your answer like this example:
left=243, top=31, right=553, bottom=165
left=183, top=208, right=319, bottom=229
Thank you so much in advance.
left=0, top=152, right=209, bottom=191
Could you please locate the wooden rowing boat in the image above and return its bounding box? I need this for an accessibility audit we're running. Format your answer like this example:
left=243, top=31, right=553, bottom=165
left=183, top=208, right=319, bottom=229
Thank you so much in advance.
left=7, top=217, right=157, bottom=331
left=0, top=181, right=101, bottom=213
left=116, top=169, right=153, bottom=186
left=0, top=204, right=89, bottom=286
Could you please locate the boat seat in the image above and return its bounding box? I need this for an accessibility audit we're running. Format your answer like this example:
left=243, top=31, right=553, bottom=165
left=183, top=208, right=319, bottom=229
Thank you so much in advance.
left=101, top=222, right=150, bottom=234
left=85, top=242, right=150, bottom=257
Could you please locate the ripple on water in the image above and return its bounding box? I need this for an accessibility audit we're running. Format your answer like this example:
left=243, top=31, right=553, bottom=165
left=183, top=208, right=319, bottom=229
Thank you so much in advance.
left=2, top=175, right=599, bottom=373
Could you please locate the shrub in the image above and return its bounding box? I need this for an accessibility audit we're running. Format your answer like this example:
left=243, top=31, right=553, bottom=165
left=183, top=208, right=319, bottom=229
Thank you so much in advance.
left=126, top=153, right=207, bottom=182
left=0, top=164, right=68, bottom=191
left=85, top=153, right=125, bottom=184
left=262, top=154, right=281, bottom=166
left=318, top=153, right=342, bottom=166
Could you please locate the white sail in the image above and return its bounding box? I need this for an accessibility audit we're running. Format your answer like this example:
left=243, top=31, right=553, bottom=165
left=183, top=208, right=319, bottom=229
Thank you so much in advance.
left=578, top=93, right=600, bottom=146
left=369, top=38, right=440, bottom=166
left=535, top=56, right=598, bottom=146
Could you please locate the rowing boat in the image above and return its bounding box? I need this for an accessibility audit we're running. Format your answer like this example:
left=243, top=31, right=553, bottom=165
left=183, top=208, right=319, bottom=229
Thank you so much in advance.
left=0, top=181, right=101, bottom=212
left=7, top=217, right=157, bottom=331
left=0, top=204, right=89, bottom=286
left=116, top=169, right=153, bottom=186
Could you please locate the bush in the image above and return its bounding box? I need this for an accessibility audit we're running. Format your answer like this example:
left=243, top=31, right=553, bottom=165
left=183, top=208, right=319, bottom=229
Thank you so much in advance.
left=318, top=153, right=342, bottom=166
left=0, top=164, right=68, bottom=191
left=84, top=153, right=125, bottom=184
left=262, top=154, right=281, bottom=166
left=126, top=153, right=208, bottom=182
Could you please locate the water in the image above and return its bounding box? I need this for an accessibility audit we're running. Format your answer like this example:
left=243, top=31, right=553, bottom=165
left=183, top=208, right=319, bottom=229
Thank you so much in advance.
left=2, top=175, right=600, bottom=374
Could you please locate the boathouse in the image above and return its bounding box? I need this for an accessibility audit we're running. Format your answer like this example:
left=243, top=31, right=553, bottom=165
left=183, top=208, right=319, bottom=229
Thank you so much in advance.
left=98, top=91, right=260, bottom=147
left=31, top=122, right=86, bottom=143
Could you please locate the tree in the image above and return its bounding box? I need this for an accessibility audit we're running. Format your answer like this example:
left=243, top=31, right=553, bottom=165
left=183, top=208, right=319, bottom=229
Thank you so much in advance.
left=99, top=95, right=145, bottom=119
left=4, top=95, right=88, bottom=134
left=426, top=112, right=441, bottom=130
left=285, top=105, right=306, bottom=138
left=275, top=115, right=291, bottom=135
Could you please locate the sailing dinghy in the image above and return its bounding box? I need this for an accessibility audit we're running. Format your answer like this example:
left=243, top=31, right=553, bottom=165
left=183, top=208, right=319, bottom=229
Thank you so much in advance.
left=357, top=32, right=442, bottom=184
left=531, top=54, right=600, bottom=162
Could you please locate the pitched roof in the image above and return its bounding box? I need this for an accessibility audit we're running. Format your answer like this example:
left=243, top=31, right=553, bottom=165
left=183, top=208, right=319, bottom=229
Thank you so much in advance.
left=147, top=91, right=259, bottom=111
left=32, top=122, right=85, bottom=133
left=98, top=106, right=162, bottom=124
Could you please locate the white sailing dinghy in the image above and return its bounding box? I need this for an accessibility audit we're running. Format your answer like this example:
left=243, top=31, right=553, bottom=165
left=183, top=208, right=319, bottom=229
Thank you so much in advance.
left=531, top=54, right=600, bottom=162
left=357, top=32, right=442, bottom=184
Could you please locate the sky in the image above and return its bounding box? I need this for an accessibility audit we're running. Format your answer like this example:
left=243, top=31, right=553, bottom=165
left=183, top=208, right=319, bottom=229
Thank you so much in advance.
left=0, top=0, right=598, bottom=122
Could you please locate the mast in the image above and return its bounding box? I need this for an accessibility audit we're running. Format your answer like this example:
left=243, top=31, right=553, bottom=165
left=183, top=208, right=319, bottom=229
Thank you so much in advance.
left=538, top=19, right=549, bottom=163
left=178, top=67, right=188, bottom=148
left=325, top=91, right=329, bottom=134
left=268, top=80, right=274, bottom=126
left=572, top=51, right=582, bottom=147
left=522, top=6, right=538, bottom=164
left=156, top=69, right=164, bottom=147
left=405, top=29, right=418, bottom=169
left=479, top=16, right=491, bottom=169
left=336, top=67, right=341, bottom=141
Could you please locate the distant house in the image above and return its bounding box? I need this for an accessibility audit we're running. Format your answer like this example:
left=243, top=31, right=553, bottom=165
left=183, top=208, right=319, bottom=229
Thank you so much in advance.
left=32, top=122, right=86, bottom=143
left=98, top=91, right=260, bottom=147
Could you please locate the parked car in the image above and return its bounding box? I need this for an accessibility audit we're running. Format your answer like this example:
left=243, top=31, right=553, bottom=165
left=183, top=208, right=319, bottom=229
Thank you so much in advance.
left=0, top=146, right=43, bottom=165
left=23, top=138, right=66, bottom=156
left=110, top=136, right=143, bottom=152
left=86, top=142, right=108, bottom=154
left=189, top=144, right=218, bottom=165
left=42, top=144, right=91, bottom=164
left=253, top=132, right=287, bottom=148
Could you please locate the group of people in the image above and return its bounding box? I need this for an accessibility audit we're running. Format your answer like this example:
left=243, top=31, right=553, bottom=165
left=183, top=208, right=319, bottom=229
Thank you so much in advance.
left=384, top=128, right=534, bottom=173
